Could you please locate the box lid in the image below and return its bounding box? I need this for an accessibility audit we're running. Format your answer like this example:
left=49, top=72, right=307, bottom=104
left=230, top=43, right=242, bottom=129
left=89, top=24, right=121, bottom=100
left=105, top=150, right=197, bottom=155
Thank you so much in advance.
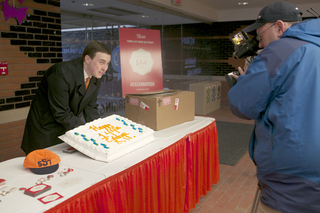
left=125, top=89, right=188, bottom=99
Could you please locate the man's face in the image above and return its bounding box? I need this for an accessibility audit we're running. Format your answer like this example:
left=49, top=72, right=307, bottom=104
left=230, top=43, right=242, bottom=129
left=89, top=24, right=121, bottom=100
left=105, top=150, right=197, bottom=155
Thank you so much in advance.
left=85, top=52, right=111, bottom=79
left=256, top=22, right=279, bottom=48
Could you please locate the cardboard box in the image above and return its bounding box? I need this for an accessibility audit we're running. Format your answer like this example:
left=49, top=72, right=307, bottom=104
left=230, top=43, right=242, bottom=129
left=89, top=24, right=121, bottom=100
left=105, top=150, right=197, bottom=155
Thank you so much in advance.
left=125, top=90, right=195, bottom=131
left=189, top=81, right=221, bottom=115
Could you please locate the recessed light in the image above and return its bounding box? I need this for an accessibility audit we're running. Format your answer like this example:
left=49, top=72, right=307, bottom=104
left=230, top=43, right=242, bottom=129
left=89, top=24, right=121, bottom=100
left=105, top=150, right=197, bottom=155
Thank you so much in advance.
left=238, top=2, right=248, bottom=6
left=83, top=3, right=94, bottom=6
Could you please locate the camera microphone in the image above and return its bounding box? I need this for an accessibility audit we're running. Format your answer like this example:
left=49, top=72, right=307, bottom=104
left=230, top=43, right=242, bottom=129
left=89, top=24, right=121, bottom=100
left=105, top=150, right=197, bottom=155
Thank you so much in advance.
left=307, top=8, right=320, bottom=18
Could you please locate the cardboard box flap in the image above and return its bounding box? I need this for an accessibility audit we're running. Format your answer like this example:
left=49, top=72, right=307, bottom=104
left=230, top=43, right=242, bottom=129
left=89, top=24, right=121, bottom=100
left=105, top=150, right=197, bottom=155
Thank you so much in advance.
left=126, top=89, right=185, bottom=98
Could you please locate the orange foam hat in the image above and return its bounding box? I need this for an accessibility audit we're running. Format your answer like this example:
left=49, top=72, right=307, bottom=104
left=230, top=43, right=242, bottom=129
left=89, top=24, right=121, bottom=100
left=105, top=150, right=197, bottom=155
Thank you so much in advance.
left=23, top=149, right=61, bottom=175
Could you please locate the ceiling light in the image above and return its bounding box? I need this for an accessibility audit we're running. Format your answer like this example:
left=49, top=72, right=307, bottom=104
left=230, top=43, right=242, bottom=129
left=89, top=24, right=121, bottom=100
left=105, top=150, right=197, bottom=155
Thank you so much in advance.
left=141, top=15, right=149, bottom=18
left=83, top=3, right=94, bottom=6
left=238, top=2, right=248, bottom=6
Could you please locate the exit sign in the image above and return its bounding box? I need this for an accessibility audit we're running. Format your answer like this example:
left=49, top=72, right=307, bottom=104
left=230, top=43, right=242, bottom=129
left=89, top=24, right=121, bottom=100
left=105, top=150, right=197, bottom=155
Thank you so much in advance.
left=0, top=62, right=8, bottom=75
left=172, top=0, right=181, bottom=6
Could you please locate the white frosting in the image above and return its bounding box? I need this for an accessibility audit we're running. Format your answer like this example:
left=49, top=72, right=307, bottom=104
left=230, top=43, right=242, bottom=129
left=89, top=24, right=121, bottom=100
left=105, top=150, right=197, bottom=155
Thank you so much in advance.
left=59, top=114, right=155, bottom=162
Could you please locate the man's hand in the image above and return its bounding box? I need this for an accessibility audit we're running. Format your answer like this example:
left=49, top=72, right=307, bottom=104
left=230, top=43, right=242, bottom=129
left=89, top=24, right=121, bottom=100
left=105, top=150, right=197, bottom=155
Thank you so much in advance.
left=232, top=65, right=248, bottom=79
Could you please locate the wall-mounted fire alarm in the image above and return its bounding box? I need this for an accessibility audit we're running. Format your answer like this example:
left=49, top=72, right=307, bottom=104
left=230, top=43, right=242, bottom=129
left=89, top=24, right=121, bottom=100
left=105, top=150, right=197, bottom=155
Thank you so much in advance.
left=0, top=62, right=8, bottom=75
left=172, top=0, right=181, bottom=6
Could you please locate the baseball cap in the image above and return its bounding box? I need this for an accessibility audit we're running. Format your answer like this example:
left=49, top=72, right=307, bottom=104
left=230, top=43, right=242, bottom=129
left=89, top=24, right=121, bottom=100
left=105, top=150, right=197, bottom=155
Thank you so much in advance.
left=242, top=1, right=302, bottom=34
left=23, top=149, right=61, bottom=175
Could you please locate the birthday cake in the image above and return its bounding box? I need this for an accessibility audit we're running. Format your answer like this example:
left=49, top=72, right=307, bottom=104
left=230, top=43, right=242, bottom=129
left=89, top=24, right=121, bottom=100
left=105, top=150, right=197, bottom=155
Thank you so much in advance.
left=59, top=114, right=155, bottom=162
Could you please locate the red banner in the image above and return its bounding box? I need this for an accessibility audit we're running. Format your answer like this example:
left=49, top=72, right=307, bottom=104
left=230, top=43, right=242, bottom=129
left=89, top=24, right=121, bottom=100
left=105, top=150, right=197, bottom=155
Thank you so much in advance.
left=119, top=28, right=163, bottom=96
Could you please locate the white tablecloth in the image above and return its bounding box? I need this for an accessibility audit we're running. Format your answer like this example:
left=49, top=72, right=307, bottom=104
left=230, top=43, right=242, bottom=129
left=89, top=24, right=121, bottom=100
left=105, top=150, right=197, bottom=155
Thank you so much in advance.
left=0, top=116, right=215, bottom=213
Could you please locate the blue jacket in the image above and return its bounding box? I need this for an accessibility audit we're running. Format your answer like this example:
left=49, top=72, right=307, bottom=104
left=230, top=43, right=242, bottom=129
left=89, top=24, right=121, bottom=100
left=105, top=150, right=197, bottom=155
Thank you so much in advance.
left=228, top=18, right=320, bottom=213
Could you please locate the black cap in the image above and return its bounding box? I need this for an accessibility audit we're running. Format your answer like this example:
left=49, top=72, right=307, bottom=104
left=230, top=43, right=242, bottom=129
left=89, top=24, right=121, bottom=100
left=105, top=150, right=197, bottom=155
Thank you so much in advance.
left=242, top=1, right=302, bottom=34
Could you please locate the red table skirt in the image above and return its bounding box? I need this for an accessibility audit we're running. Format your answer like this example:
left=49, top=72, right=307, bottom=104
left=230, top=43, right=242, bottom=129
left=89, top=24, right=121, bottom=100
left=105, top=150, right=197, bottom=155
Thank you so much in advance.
left=46, top=120, right=219, bottom=213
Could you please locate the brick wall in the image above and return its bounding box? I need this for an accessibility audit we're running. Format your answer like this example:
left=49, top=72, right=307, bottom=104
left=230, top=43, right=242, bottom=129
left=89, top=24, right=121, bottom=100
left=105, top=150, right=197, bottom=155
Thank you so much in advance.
left=0, top=0, right=61, bottom=162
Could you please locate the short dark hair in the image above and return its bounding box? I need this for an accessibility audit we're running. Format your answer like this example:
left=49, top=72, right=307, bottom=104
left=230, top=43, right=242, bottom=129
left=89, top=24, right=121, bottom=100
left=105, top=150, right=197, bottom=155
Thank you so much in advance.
left=81, top=41, right=111, bottom=61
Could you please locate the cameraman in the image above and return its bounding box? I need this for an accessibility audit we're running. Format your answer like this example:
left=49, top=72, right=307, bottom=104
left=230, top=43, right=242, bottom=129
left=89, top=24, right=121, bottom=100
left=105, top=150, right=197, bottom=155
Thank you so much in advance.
left=228, top=1, right=320, bottom=213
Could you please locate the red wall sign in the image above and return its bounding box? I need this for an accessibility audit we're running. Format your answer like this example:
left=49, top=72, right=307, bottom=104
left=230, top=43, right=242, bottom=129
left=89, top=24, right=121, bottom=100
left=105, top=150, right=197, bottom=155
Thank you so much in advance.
left=119, top=28, right=163, bottom=97
left=0, top=62, right=8, bottom=75
left=172, top=0, right=181, bottom=6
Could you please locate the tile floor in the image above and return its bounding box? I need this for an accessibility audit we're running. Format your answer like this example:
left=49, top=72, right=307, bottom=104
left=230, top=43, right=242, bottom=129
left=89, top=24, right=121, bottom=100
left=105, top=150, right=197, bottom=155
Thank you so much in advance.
left=189, top=107, right=258, bottom=213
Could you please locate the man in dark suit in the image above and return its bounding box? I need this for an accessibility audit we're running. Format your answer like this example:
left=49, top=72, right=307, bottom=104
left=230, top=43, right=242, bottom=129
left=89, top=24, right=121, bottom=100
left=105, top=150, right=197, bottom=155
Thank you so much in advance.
left=21, top=41, right=111, bottom=154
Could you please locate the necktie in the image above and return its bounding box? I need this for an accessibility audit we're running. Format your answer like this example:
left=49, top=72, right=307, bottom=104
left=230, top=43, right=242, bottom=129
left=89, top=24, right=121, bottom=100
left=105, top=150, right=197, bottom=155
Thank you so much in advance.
left=85, top=77, right=90, bottom=90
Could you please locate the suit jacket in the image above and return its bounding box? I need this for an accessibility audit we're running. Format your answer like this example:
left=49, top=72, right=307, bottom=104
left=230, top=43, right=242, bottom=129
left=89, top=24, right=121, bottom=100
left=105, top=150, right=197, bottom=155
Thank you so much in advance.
left=21, top=58, right=101, bottom=154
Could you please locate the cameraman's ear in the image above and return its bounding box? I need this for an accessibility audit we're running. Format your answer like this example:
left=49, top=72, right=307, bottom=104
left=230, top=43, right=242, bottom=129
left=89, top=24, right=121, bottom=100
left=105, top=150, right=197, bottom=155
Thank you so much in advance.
left=275, top=20, right=286, bottom=37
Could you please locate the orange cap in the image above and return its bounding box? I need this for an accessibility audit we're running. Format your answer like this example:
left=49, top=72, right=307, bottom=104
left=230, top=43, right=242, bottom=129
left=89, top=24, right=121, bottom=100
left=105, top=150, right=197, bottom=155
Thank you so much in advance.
left=23, top=149, right=61, bottom=174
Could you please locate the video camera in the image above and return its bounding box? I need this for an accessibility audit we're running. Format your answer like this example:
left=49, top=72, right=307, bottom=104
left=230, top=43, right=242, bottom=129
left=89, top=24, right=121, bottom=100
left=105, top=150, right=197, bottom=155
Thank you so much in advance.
left=230, top=31, right=259, bottom=59
left=225, top=31, right=260, bottom=88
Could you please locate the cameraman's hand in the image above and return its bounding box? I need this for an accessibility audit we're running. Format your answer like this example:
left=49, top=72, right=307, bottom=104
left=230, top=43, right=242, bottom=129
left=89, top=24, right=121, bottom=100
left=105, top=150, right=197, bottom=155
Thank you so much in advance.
left=232, top=65, right=247, bottom=79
